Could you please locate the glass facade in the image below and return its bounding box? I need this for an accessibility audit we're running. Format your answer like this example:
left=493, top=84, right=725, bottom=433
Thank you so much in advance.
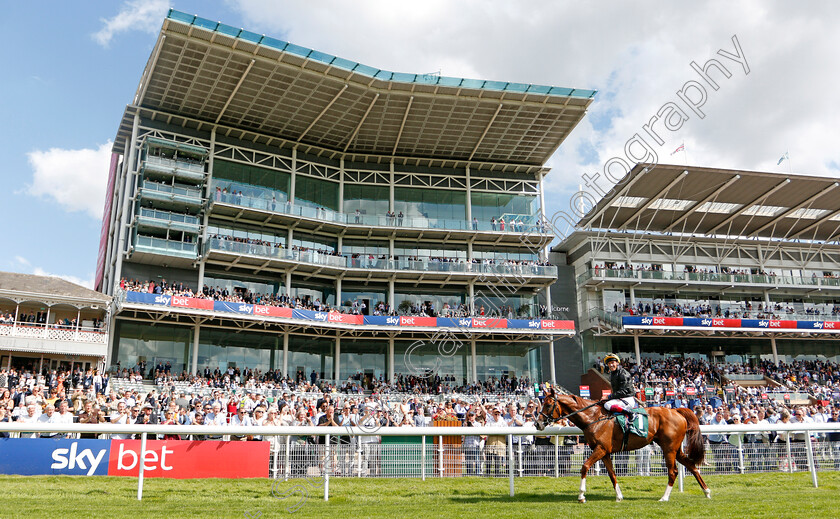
left=394, top=289, right=467, bottom=316
left=203, top=274, right=284, bottom=299
left=471, top=192, right=538, bottom=222
left=474, top=341, right=542, bottom=383
left=394, top=187, right=465, bottom=221
left=473, top=244, right=539, bottom=262
left=394, top=241, right=467, bottom=260
left=394, top=339, right=471, bottom=384
left=338, top=338, right=388, bottom=382
left=198, top=329, right=277, bottom=373
left=472, top=290, right=538, bottom=318
left=113, top=322, right=191, bottom=374
left=288, top=335, right=335, bottom=381
left=207, top=223, right=285, bottom=247
left=343, top=184, right=389, bottom=216
left=294, top=176, right=339, bottom=211
left=212, top=160, right=290, bottom=201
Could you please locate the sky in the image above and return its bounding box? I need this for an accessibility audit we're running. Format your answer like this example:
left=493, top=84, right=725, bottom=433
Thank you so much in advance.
left=2, top=1, right=839, bottom=289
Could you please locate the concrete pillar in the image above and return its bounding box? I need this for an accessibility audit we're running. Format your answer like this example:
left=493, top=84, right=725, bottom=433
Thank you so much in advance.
left=465, top=166, right=472, bottom=223
left=771, top=335, right=778, bottom=366
left=388, top=336, right=395, bottom=383
left=283, top=332, right=289, bottom=378
left=43, top=307, right=51, bottom=339
left=285, top=272, right=293, bottom=298
left=198, top=127, right=216, bottom=289
left=389, top=161, right=395, bottom=212
left=764, top=289, right=771, bottom=306
left=634, top=334, right=641, bottom=366
left=191, top=324, right=200, bottom=375
left=471, top=337, right=478, bottom=383
left=388, top=278, right=395, bottom=311
left=629, top=286, right=636, bottom=309
left=339, top=158, right=345, bottom=213
left=290, top=148, right=297, bottom=204
left=336, top=278, right=342, bottom=308
left=334, top=336, right=341, bottom=384
left=548, top=339, right=556, bottom=384
left=468, top=282, right=475, bottom=316
left=39, top=355, right=44, bottom=375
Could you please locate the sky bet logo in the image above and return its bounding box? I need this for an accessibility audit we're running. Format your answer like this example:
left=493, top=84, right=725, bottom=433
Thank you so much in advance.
left=386, top=316, right=399, bottom=325
left=528, top=320, right=540, bottom=328
left=641, top=317, right=653, bottom=325
left=458, top=319, right=472, bottom=327
left=813, top=322, right=824, bottom=329
left=51, top=442, right=106, bottom=476
left=154, top=295, right=171, bottom=305
left=313, top=312, right=328, bottom=321
left=701, top=319, right=712, bottom=326
left=237, top=304, right=253, bottom=314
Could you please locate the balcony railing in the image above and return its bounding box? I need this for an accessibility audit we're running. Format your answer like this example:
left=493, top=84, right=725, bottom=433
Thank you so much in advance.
left=0, top=322, right=107, bottom=344
left=578, top=268, right=827, bottom=289
left=135, top=235, right=198, bottom=257
left=137, top=208, right=201, bottom=231
left=211, top=187, right=548, bottom=234
left=140, top=180, right=203, bottom=202
left=206, top=238, right=557, bottom=277
left=591, top=307, right=840, bottom=327
left=144, top=155, right=205, bottom=173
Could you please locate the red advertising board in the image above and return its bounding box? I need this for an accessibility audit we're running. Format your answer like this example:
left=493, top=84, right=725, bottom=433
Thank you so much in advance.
left=252, top=305, right=293, bottom=318
left=685, top=387, right=696, bottom=395
left=540, top=320, right=575, bottom=330
left=711, top=319, right=741, bottom=327
left=601, top=390, right=611, bottom=399
left=400, top=316, right=437, bottom=327
left=328, top=312, right=364, bottom=325
left=471, top=317, right=507, bottom=328
left=768, top=320, right=797, bottom=329
left=823, top=321, right=840, bottom=330
left=170, top=296, right=214, bottom=310
left=650, top=317, right=683, bottom=326
left=107, top=440, right=268, bottom=479
left=665, top=389, right=675, bottom=396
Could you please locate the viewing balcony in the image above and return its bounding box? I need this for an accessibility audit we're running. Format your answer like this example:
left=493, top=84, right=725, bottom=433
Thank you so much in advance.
left=133, top=235, right=198, bottom=260
left=577, top=268, right=834, bottom=292
left=203, top=238, right=557, bottom=286
left=135, top=208, right=201, bottom=234
left=0, top=322, right=107, bottom=344
left=139, top=180, right=204, bottom=209
left=142, top=155, right=206, bottom=183
left=208, top=189, right=552, bottom=248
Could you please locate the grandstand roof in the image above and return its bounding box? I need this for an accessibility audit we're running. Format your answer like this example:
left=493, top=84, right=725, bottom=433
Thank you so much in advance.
left=113, top=9, right=595, bottom=167
left=577, top=164, right=840, bottom=242
left=0, top=271, right=111, bottom=305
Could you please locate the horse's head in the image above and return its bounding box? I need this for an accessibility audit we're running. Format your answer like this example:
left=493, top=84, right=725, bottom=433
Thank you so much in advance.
left=535, top=388, right=563, bottom=431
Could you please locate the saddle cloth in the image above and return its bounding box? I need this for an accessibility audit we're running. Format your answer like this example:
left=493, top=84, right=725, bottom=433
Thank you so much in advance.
left=614, top=407, right=649, bottom=439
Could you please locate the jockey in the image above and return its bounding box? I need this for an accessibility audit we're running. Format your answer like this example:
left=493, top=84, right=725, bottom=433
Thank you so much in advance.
left=599, top=354, right=636, bottom=416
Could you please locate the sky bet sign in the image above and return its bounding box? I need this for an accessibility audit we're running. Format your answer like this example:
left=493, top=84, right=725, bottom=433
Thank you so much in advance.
left=0, top=438, right=268, bottom=478
left=623, top=316, right=840, bottom=333
left=125, top=291, right=575, bottom=332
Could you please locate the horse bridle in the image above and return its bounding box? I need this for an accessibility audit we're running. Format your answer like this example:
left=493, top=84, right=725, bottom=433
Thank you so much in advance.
left=538, top=396, right=600, bottom=426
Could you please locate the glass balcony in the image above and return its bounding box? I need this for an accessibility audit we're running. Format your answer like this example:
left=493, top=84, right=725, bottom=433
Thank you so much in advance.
left=140, top=180, right=204, bottom=207
left=142, top=156, right=206, bottom=183
left=134, top=235, right=198, bottom=258
left=205, top=238, right=557, bottom=277
left=211, top=183, right=550, bottom=235
left=136, top=208, right=201, bottom=233
left=578, top=268, right=826, bottom=289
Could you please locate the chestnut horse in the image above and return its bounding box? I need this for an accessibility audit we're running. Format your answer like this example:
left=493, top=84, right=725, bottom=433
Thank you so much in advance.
left=535, top=389, right=710, bottom=503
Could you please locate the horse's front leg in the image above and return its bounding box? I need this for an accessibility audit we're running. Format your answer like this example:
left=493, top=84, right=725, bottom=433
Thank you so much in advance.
left=659, top=448, right=678, bottom=502
left=579, top=446, right=607, bottom=503
left=601, top=454, right=622, bottom=502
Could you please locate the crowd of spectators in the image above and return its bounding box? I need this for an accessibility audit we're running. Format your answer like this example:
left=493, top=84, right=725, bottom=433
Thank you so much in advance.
left=612, top=300, right=840, bottom=321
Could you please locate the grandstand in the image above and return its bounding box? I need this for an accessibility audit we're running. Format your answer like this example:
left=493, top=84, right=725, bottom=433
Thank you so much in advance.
left=556, top=163, right=840, bottom=382
left=96, top=9, right=590, bottom=390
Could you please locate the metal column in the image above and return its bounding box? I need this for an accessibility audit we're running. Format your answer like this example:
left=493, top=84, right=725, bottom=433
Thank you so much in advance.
left=282, top=332, right=289, bottom=378
left=388, top=336, right=395, bottom=383
left=634, top=334, right=641, bottom=366
left=771, top=335, right=779, bottom=365
left=191, top=324, right=200, bottom=375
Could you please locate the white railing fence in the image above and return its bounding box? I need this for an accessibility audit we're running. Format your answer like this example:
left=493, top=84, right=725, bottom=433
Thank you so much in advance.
left=1, top=423, right=838, bottom=501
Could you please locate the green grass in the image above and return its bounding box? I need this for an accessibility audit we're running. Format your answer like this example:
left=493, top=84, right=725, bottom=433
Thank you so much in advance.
left=0, top=473, right=837, bottom=518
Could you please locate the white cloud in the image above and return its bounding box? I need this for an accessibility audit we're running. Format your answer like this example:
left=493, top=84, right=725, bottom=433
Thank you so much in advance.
left=93, top=0, right=170, bottom=47
left=27, top=142, right=112, bottom=219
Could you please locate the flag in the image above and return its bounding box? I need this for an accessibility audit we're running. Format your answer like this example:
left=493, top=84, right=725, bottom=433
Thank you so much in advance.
left=671, top=144, right=685, bottom=156
left=777, top=152, right=789, bottom=165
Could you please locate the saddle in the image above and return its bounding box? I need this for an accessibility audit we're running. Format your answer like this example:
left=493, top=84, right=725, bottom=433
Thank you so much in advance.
left=613, top=408, right=649, bottom=451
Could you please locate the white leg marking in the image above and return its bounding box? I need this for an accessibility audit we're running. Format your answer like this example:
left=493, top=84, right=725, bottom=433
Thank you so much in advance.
left=705, top=488, right=711, bottom=499
left=578, top=477, right=586, bottom=503
left=659, top=484, right=673, bottom=502
left=615, top=483, right=623, bottom=502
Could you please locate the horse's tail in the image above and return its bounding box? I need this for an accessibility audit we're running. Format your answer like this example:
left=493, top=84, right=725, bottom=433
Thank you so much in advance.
left=676, top=408, right=705, bottom=466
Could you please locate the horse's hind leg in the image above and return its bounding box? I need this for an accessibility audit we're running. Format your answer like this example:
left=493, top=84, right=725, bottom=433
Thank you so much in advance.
left=659, top=448, right=678, bottom=502
left=601, top=454, right=623, bottom=502
left=579, top=446, right=607, bottom=504
left=676, top=449, right=711, bottom=499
